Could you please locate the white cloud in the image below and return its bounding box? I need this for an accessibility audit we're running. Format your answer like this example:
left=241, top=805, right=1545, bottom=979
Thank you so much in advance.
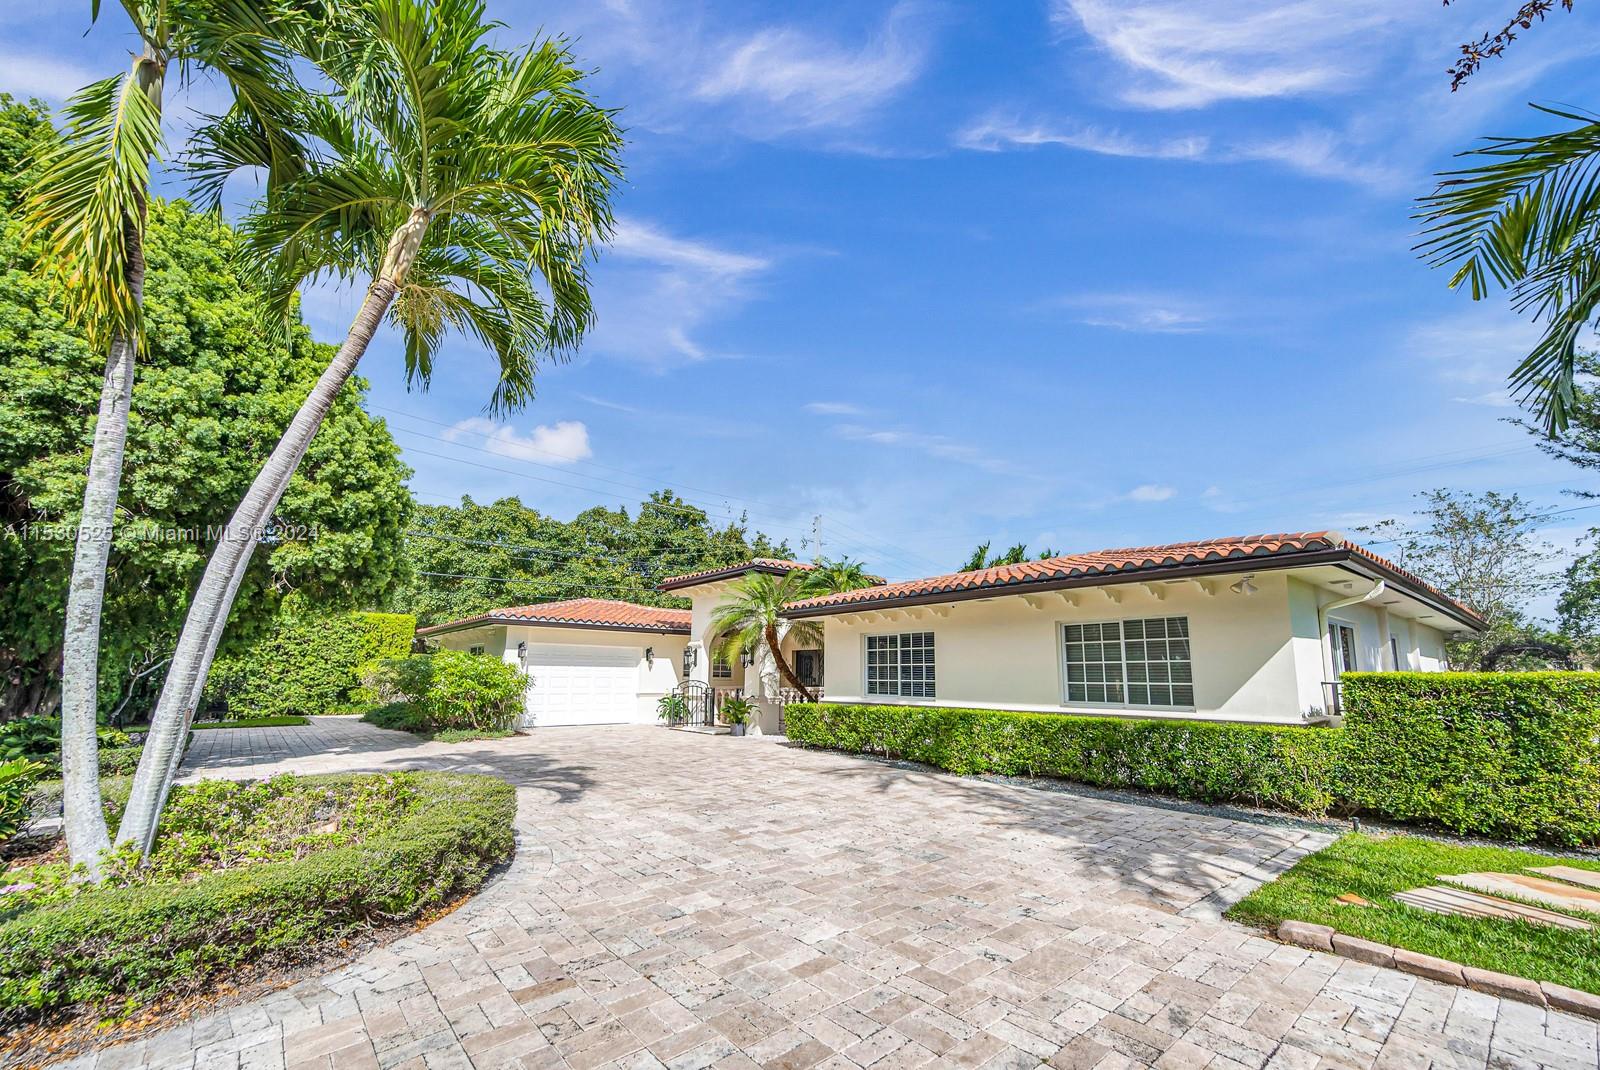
left=1451, top=390, right=1518, bottom=409
left=805, top=401, right=865, bottom=416
left=957, top=113, right=1208, bottom=160
left=1052, top=292, right=1211, bottom=334
left=1127, top=483, right=1177, bottom=503
left=1051, top=0, right=1409, bottom=110
left=588, top=217, right=772, bottom=366
left=0, top=53, right=95, bottom=101
left=1404, top=311, right=1545, bottom=389
left=445, top=417, right=593, bottom=465
left=695, top=2, right=928, bottom=133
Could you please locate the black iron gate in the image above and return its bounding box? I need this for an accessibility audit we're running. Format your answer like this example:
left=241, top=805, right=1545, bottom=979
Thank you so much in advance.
left=667, top=680, right=715, bottom=727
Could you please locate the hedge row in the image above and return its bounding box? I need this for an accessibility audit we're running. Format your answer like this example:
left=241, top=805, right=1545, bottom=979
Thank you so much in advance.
left=206, top=611, right=416, bottom=718
left=1340, top=672, right=1600, bottom=846
left=784, top=672, right=1600, bottom=846
left=0, top=772, right=515, bottom=1025
left=783, top=703, right=1343, bottom=814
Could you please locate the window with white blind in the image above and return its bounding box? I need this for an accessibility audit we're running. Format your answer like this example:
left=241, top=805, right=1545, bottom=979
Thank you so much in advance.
left=1062, top=617, right=1194, bottom=709
left=865, top=632, right=935, bottom=698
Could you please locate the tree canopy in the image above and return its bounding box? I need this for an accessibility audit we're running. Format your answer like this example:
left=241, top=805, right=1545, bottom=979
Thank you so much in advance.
left=399, top=490, right=794, bottom=625
left=0, top=95, right=412, bottom=719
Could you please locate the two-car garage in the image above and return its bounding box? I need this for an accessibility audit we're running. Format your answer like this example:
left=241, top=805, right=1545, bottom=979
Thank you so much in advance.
left=415, top=599, right=691, bottom=728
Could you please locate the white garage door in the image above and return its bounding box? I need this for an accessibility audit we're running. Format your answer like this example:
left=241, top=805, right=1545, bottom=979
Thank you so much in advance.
left=520, top=644, right=642, bottom=727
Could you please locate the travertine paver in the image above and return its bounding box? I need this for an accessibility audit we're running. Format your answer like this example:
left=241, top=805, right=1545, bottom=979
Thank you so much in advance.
left=55, top=720, right=1600, bottom=1070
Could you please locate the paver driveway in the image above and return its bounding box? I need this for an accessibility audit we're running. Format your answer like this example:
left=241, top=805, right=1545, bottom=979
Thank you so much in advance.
left=63, top=721, right=1599, bottom=1070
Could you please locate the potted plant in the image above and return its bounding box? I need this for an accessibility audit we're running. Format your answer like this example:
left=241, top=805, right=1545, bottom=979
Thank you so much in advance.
left=656, top=694, right=689, bottom=726
left=721, top=696, right=752, bottom=737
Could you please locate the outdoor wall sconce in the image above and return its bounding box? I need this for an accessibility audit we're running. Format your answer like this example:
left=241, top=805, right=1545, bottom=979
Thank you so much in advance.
left=740, top=650, right=754, bottom=668
left=516, top=641, right=527, bottom=658
left=682, top=645, right=698, bottom=675
left=644, top=646, right=654, bottom=669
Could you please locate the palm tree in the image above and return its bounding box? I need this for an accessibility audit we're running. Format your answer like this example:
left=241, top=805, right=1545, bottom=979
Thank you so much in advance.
left=802, top=556, right=876, bottom=596
left=1416, top=104, right=1600, bottom=433
left=710, top=572, right=823, bottom=703
left=114, top=0, right=624, bottom=857
left=24, top=0, right=296, bottom=877
left=960, top=541, right=992, bottom=571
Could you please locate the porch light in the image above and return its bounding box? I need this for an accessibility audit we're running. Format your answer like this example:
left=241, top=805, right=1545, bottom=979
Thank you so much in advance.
left=645, top=646, right=654, bottom=669
left=1230, top=574, right=1258, bottom=596
left=516, top=641, right=527, bottom=659
left=683, top=646, right=697, bottom=675
left=741, top=650, right=754, bottom=668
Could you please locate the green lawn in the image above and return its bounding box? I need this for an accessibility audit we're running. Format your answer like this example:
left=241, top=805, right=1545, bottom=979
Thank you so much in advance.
left=1228, top=833, right=1600, bottom=994
left=191, top=715, right=310, bottom=729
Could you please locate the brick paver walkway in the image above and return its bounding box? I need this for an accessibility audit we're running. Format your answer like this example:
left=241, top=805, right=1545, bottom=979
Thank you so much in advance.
left=62, top=721, right=1599, bottom=1070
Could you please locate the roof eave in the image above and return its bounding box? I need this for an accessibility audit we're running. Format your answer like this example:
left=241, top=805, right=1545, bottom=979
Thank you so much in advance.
left=657, top=561, right=800, bottom=591
left=416, top=615, right=690, bottom=638
left=782, top=549, right=1485, bottom=632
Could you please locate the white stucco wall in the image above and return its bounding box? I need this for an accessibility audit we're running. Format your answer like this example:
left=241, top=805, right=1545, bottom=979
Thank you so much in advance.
left=819, top=573, right=1312, bottom=724
left=434, top=624, right=687, bottom=722
left=817, top=574, right=1466, bottom=725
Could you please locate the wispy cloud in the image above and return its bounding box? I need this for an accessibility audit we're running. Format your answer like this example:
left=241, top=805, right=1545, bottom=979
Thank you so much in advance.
left=804, top=401, right=866, bottom=416
left=957, top=113, right=1208, bottom=160
left=445, top=417, right=593, bottom=465
left=588, top=217, right=772, bottom=366
left=1127, top=483, right=1177, bottom=503
left=695, top=2, right=929, bottom=134
left=1050, top=292, right=1211, bottom=334
left=575, top=393, right=640, bottom=414
left=834, top=423, right=1012, bottom=473
left=1050, top=0, right=1408, bottom=110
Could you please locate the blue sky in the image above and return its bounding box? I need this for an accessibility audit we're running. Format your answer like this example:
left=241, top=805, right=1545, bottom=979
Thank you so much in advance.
left=7, top=1, right=1600, bottom=608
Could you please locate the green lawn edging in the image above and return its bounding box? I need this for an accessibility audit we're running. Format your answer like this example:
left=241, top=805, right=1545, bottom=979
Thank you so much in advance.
left=1228, top=833, right=1600, bottom=995
left=0, top=771, right=515, bottom=1027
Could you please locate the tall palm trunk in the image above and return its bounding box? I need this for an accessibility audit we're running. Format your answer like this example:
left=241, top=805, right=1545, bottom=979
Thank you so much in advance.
left=116, top=210, right=428, bottom=857
left=764, top=623, right=815, bottom=703
left=59, top=49, right=162, bottom=879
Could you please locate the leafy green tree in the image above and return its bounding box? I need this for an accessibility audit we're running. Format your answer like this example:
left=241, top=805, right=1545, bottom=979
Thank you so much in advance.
left=1360, top=489, right=1557, bottom=666
left=119, top=0, right=625, bottom=857
left=23, top=0, right=299, bottom=875
left=0, top=98, right=411, bottom=731
left=399, top=491, right=794, bottom=625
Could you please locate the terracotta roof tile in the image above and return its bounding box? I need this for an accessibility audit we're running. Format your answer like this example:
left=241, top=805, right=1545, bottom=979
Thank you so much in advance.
left=783, top=531, right=1484, bottom=627
left=418, top=597, right=690, bottom=636
left=657, top=558, right=815, bottom=591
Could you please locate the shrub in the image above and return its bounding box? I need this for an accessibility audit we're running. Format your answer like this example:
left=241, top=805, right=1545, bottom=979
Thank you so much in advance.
left=0, top=771, right=514, bottom=1026
left=360, top=651, right=522, bottom=733
left=206, top=612, right=416, bottom=718
left=0, top=718, right=140, bottom=778
left=361, top=701, right=431, bottom=734
left=0, top=760, right=44, bottom=847
left=1339, top=672, right=1600, bottom=846
left=784, top=703, right=1344, bottom=814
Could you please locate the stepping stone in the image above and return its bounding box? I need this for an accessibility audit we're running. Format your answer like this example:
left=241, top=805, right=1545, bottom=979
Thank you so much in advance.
left=1392, top=886, right=1593, bottom=930
left=1531, top=866, right=1600, bottom=892
left=1442, top=872, right=1600, bottom=915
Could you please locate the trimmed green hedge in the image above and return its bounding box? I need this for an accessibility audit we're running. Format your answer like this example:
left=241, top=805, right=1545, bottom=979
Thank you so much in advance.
left=783, top=703, right=1344, bottom=814
left=206, top=611, right=415, bottom=718
left=0, top=771, right=514, bottom=1026
left=787, top=671, right=1600, bottom=846
left=1340, top=672, right=1600, bottom=846
left=360, top=650, right=524, bottom=733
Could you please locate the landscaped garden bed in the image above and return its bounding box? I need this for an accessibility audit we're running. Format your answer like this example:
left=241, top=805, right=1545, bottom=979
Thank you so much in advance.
left=1228, top=833, right=1600, bottom=998
left=191, top=715, right=310, bottom=729
left=0, top=771, right=515, bottom=1038
left=357, top=649, right=524, bottom=743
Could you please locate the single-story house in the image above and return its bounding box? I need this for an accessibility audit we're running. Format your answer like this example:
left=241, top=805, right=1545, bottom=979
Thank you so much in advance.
left=783, top=531, right=1482, bottom=725
left=417, top=532, right=1483, bottom=732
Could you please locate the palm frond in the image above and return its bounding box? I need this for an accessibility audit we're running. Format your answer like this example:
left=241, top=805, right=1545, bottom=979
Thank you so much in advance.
left=1416, top=105, right=1600, bottom=432
left=24, top=65, right=165, bottom=348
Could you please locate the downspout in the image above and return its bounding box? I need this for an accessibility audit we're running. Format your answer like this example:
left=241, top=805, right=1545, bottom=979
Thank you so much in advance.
left=1317, top=579, right=1385, bottom=713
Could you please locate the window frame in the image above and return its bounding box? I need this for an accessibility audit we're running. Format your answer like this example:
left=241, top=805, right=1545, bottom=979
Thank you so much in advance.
left=711, top=654, right=733, bottom=679
left=1058, top=615, right=1196, bottom=712
left=863, top=631, right=936, bottom=699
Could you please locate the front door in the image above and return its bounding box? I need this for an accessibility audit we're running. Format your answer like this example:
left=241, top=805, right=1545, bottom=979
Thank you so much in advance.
left=793, top=649, right=823, bottom=689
